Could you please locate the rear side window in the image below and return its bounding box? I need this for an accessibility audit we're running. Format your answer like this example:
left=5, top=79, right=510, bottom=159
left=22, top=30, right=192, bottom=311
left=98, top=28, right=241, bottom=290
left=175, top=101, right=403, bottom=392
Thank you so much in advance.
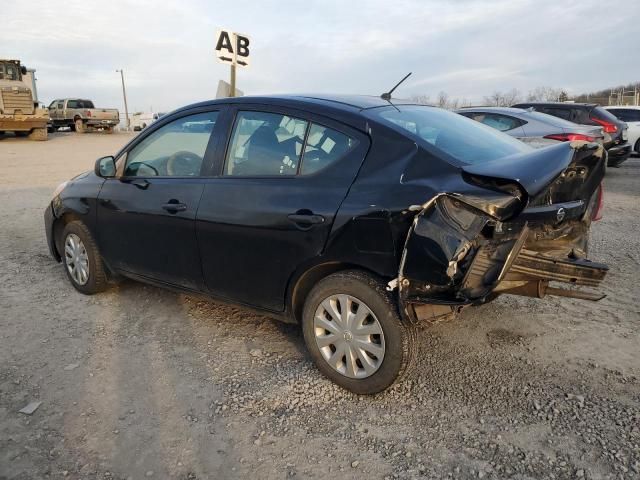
left=371, top=106, right=530, bottom=165
left=225, top=111, right=308, bottom=176
left=300, top=124, right=357, bottom=174
left=225, top=111, right=357, bottom=176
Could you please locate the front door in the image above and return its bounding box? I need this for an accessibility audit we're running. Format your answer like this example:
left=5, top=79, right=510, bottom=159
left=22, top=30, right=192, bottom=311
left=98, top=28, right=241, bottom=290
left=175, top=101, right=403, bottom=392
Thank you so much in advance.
left=196, top=107, right=369, bottom=311
left=97, top=110, right=221, bottom=290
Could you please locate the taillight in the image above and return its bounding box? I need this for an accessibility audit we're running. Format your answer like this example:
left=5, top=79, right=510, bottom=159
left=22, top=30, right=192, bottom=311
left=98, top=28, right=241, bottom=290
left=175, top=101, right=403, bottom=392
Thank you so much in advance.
left=590, top=116, right=617, bottom=133
left=544, top=133, right=596, bottom=142
left=592, top=183, right=604, bottom=221
left=86, top=110, right=92, bottom=117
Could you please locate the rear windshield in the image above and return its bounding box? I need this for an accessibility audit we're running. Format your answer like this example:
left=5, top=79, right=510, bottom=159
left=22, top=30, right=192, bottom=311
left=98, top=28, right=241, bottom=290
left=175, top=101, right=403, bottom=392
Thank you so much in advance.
left=592, top=106, right=622, bottom=123
left=521, top=110, right=580, bottom=128
left=369, top=105, right=531, bottom=165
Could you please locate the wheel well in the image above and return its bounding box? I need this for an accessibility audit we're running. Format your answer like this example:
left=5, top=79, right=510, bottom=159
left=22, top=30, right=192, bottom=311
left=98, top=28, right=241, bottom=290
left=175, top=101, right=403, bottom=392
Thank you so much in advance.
left=73, top=115, right=83, bottom=122
left=52, top=212, right=82, bottom=257
left=288, top=262, right=387, bottom=324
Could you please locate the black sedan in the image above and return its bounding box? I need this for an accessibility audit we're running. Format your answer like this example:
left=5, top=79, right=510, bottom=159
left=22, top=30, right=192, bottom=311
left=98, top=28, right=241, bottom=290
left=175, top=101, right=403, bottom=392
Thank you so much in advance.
left=44, top=95, right=608, bottom=394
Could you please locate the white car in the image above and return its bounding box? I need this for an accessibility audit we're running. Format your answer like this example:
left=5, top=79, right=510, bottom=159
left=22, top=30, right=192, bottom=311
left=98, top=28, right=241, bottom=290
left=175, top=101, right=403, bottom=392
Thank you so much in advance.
left=131, top=112, right=165, bottom=132
left=605, top=106, right=640, bottom=156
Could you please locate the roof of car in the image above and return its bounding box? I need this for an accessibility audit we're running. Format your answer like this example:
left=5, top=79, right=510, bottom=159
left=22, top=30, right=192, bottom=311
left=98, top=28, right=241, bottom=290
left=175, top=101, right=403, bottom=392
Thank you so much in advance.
left=169, top=94, right=425, bottom=131
left=457, top=106, right=529, bottom=114
left=191, top=94, right=419, bottom=112
left=605, top=105, right=640, bottom=110
left=512, top=102, right=598, bottom=108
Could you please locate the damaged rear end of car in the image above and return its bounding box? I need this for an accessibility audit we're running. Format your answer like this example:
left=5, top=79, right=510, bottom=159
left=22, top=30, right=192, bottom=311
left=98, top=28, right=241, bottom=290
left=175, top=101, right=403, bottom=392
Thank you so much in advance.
left=397, top=140, right=608, bottom=324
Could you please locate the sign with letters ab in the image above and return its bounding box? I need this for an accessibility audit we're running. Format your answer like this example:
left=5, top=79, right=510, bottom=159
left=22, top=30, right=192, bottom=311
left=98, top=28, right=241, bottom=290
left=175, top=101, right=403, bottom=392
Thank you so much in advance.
left=215, top=29, right=250, bottom=68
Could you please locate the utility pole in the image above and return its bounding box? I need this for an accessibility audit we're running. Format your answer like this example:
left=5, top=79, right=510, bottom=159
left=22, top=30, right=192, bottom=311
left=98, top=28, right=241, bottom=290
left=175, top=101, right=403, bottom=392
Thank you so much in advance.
left=116, top=69, right=130, bottom=130
left=230, top=63, right=236, bottom=97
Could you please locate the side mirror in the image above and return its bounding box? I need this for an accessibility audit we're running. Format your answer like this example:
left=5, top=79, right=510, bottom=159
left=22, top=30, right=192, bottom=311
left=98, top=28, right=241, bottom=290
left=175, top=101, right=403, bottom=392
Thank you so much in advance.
left=95, top=156, right=116, bottom=178
left=20, top=66, right=28, bottom=75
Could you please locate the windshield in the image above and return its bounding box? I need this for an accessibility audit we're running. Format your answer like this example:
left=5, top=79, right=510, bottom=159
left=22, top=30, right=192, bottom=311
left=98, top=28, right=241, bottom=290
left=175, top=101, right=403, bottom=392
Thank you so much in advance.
left=369, top=105, right=531, bottom=165
left=0, top=62, right=21, bottom=81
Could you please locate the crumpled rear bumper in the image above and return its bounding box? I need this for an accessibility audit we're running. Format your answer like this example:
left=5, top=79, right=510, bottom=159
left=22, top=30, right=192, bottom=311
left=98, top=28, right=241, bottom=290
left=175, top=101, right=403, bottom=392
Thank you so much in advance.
left=396, top=194, right=608, bottom=324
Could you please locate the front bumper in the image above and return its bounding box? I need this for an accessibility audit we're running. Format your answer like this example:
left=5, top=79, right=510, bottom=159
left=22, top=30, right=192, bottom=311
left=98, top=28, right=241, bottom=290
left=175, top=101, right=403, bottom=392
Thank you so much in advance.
left=44, top=204, right=60, bottom=261
left=0, top=113, right=48, bottom=132
left=607, top=143, right=631, bottom=166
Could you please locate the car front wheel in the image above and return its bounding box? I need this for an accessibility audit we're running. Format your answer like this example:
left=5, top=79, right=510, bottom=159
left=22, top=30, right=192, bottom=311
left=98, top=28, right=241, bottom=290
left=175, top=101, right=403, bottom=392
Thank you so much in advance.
left=61, top=221, right=108, bottom=294
left=302, top=270, right=416, bottom=394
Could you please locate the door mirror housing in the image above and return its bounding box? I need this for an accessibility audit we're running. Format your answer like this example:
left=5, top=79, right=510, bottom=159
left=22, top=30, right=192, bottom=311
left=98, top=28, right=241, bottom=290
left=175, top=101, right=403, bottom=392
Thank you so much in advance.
left=95, top=156, right=116, bottom=178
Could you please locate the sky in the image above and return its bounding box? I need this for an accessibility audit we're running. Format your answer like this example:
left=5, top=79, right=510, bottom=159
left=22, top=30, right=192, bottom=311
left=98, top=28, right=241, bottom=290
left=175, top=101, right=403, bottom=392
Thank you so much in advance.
left=3, top=0, right=639, bottom=114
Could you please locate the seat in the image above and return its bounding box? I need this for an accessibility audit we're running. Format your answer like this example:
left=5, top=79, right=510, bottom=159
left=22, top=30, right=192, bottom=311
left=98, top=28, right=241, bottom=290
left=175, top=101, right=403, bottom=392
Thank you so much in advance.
left=237, top=125, right=284, bottom=175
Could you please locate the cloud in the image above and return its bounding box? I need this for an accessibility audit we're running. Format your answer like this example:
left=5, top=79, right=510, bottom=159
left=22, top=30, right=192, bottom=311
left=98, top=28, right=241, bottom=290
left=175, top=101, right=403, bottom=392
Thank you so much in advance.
left=2, top=0, right=638, bottom=113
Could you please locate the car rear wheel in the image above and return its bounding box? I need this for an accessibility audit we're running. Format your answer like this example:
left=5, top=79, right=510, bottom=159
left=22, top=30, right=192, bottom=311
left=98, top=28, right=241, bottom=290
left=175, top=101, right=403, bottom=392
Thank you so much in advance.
left=302, top=270, right=416, bottom=394
left=635, top=138, right=640, bottom=155
left=74, top=119, right=86, bottom=134
left=61, top=221, right=108, bottom=294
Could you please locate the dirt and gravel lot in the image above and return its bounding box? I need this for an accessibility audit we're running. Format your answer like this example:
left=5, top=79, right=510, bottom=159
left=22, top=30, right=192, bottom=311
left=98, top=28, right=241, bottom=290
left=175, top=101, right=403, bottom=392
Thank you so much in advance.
left=1, top=131, right=638, bottom=480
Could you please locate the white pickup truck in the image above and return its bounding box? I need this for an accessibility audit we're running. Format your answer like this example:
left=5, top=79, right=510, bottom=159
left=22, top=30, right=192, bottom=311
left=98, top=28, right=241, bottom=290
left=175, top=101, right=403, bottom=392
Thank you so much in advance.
left=48, top=98, right=119, bottom=133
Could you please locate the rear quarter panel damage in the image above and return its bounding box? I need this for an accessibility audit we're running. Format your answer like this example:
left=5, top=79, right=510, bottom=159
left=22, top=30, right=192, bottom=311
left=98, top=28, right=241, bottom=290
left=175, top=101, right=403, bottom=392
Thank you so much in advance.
left=395, top=141, right=608, bottom=323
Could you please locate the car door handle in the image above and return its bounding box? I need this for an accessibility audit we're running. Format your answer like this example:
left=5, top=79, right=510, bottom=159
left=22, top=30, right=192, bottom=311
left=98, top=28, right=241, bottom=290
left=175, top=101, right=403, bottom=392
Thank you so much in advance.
left=162, top=202, right=187, bottom=213
left=287, top=213, right=325, bottom=225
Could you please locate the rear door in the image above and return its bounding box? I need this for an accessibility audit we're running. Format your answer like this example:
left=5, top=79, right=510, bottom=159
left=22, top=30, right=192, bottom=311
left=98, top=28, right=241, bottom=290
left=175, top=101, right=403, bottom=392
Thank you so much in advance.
left=196, top=105, right=369, bottom=311
left=97, top=109, right=223, bottom=290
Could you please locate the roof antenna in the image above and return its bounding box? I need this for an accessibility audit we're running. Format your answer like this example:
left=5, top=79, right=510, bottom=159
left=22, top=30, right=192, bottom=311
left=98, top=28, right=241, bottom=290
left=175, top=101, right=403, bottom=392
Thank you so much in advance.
left=381, top=72, right=412, bottom=100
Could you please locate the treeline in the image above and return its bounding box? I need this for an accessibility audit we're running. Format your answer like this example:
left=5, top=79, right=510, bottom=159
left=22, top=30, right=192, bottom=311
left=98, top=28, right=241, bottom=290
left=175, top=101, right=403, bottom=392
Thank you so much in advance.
left=412, top=82, right=638, bottom=109
left=411, top=86, right=569, bottom=109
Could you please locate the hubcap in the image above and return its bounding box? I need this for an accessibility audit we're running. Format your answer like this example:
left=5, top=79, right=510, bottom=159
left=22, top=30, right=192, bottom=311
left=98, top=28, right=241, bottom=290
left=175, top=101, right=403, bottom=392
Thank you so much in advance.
left=313, top=294, right=385, bottom=379
left=64, top=233, right=89, bottom=285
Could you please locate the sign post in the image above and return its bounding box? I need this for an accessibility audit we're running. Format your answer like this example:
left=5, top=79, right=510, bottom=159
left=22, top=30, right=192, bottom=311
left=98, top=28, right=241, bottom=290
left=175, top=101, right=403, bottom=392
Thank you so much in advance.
left=215, top=29, right=250, bottom=98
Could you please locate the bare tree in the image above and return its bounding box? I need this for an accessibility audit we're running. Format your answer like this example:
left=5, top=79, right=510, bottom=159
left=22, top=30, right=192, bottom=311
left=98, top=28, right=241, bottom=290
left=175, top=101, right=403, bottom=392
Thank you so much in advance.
left=410, top=94, right=431, bottom=105
left=558, top=89, right=569, bottom=102
left=527, top=86, right=564, bottom=102
left=410, top=92, right=469, bottom=110
left=484, top=88, right=521, bottom=107
left=437, top=91, right=449, bottom=108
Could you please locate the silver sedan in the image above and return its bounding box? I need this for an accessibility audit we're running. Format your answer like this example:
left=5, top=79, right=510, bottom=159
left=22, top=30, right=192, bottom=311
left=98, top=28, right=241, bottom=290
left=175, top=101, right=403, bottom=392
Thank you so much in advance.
left=457, top=106, right=604, bottom=148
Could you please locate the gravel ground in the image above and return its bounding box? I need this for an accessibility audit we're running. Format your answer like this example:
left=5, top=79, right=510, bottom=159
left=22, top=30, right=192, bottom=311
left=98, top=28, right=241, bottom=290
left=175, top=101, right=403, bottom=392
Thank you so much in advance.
left=1, top=131, right=638, bottom=480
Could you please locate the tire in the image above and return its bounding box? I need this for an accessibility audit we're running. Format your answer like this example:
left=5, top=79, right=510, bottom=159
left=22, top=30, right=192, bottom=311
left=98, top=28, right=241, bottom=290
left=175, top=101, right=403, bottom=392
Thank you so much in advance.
left=635, top=139, right=640, bottom=156
left=105, top=127, right=114, bottom=134
left=60, top=221, right=108, bottom=294
left=28, top=127, right=48, bottom=141
left=74, top=118, right=86, bottom=134
left=301, top=270, right=416, bottom=394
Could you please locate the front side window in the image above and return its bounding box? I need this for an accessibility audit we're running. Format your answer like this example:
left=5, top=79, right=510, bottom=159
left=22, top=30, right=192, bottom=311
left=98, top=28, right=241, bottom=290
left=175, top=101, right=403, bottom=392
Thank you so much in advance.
left=371, top=105, right=531, bottom=166
left=124, top=111, right=218, bottom=177
left=225, top=111, right=308, bottom=176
